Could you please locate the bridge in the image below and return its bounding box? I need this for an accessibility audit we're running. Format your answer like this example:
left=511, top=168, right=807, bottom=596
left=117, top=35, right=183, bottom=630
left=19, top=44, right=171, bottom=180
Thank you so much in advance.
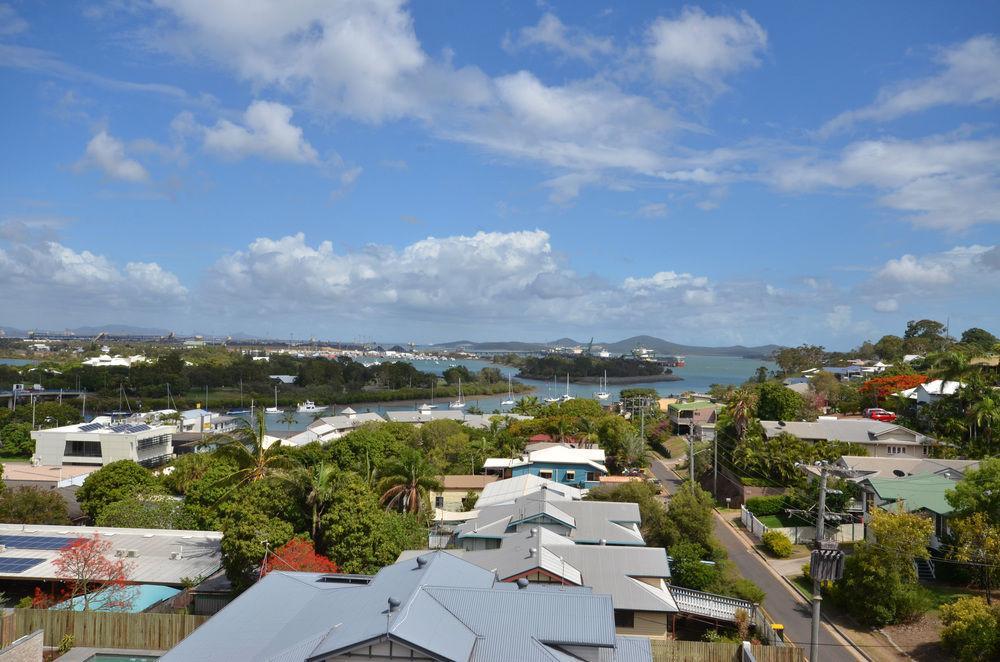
left=0, top=389, right=87, bottom=410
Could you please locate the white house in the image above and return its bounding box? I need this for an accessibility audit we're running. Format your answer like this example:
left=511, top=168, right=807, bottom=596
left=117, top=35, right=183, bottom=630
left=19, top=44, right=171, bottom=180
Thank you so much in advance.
left=760, top=418, right=940, bottom=458
left=82, top=354, right=148, bottom=367
left=31, top=417, right=174, bottom=467
left=894, top=379, right=964, bottom=404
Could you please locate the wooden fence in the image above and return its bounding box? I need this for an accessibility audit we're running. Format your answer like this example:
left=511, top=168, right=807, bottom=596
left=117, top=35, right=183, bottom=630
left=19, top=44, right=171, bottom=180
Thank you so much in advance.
left=0, top=609, right=208, bottom=650
left=651, top=640, right=804, bottom=662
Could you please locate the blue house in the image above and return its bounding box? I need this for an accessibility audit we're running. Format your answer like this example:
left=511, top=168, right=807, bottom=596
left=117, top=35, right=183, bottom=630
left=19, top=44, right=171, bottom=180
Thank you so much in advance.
left=483, top=444, right=608, bottom=489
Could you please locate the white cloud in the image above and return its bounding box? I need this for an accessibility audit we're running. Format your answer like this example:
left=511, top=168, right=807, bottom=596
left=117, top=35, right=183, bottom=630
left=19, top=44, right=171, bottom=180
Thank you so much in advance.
left=202, top=101, right=318, bottom=163
left=873, top=298, right=899, bottom=313
left=876, top=245, right=994, bottom=286
left=623, top=271, right=708, bottom=294
left=0, top=3, right=28, bottom=35
left=646, top=7, right=767, bottom=91
left=770, top=135, right=1000, bottom=230
left=75, top=131, right=150, bottom=182
left=502, top=13, right=613, bottom=63
left=637, top=202, right=668, bottom=218
left=0, top=234, right=186, bottom=313
left=826, top=305, right=852, bottom=331
left=683, top=288, right=716, bottom=305
left=821, top=35, right=1000, bottom=136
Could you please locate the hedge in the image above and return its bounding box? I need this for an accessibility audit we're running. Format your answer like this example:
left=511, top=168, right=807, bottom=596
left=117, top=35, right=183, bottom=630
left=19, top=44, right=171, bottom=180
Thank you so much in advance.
left=761, top=530, right=793, bottom=558
left=745, top=495, right=786, bottom=517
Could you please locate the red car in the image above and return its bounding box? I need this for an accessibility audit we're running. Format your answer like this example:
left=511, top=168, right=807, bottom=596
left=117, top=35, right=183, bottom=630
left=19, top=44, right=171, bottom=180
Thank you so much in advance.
left=864, top=407, right=897, bottom=423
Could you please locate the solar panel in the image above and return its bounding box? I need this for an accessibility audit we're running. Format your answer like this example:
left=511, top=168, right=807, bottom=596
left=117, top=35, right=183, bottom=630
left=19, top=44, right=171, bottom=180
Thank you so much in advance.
left=79, top=423, right=102, bottom=432
left=0, top=535, right=73, bottom=550
left=110, top=424, right=129, bottom=433
left=0, top=558, right=46, bottom=574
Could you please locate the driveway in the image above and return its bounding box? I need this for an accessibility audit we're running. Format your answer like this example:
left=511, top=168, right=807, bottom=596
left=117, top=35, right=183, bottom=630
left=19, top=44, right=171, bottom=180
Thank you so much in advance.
left=650, top=457, right=863, bottom=662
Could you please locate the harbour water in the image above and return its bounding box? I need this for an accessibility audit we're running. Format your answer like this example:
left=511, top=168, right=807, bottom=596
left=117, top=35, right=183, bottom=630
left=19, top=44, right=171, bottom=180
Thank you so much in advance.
left=263, top=354, right=774, bottom=431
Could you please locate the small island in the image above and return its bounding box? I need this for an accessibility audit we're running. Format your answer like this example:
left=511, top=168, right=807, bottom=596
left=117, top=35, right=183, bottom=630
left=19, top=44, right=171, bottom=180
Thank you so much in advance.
left=493, top=354, right=681, bottom=384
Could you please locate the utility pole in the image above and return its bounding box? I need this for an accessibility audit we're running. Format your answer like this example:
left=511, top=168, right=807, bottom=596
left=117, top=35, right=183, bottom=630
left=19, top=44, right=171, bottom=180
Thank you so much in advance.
left=713, top=433, right=718, bottom=498
left=811, top=463, right=829, bottom=662
left=688, top=433, right=696, bottom=493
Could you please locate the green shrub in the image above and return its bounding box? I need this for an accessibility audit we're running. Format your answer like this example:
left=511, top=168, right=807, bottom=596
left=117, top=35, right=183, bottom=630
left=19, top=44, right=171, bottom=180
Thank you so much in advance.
left=58, top=634, right=74, bottom=654
left=745, top=495, right=785, bottom=516
left=729, top=578, right=766, bottom=604
left=761, top=530, right=793, bottom=558
left=940, top=597, right=1000, bottom=661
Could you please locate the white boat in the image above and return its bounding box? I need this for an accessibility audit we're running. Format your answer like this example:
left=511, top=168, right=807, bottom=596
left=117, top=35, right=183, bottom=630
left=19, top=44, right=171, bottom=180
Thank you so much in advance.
left=449, top=378, right=466, bottom=409
left=501, top=373, right=515, bottom=407
left=544, top=375, right=561, bottom=404
left=265, top=385, right=282, bottom=413
left=297, top=400, right=328, bottom=414
left=560, top=373, right=574, bottom=402
left=423, top=381, right=439, bottom=409
left=595, top=371, right=611, bottom=400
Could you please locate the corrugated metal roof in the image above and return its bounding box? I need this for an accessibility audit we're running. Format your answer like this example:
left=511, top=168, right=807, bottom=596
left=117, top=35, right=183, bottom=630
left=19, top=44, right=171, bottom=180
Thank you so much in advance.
left=866, top=474, right=955, bottom=515
left=475, top=476, right=584, bottom=508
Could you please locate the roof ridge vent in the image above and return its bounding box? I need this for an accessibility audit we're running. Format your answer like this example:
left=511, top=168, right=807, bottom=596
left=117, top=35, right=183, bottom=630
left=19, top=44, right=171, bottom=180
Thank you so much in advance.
left=416, top=555, right=429, bottom=569
left=387, top=597, right=401, bottom=612
left=528, top=547, right=536, bottom=558
left=516, top=578, right=529, bottom=589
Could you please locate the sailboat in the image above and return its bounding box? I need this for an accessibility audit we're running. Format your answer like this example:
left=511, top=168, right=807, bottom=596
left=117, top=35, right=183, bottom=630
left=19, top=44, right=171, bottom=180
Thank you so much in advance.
left=560, top=374, right=574, bottom=402
left=227, top=379, right=251, bottom=415
left=544, top=375, right=560, bottom=404
left=449, top=378, right=466, bottom=409
left=265, top=384, right=282, bottom=413
left=501, top=373, right=515, bottom=407
left=424, top=380, right=438, bottom=409
left=595, top=370, right=611, bottom=400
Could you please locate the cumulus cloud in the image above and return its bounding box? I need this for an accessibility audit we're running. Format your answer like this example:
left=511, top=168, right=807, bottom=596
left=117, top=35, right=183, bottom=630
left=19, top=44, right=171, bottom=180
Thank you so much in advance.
left=75, top=131, right=150, bottom=182
left=502, top=13, right=613, bottom=63
left=0, top=229, right=187, bottom=315
left=821, top=35, right=1000, bottom=136
left=646, top=7, right=767, bottom=92
left=873, top=298, right=899, bottom=313
left=770, top=135, right=1000, bottom=230
left=202, top=101, right=319, bottom=163
left=876, top=245, right=994, bottom=286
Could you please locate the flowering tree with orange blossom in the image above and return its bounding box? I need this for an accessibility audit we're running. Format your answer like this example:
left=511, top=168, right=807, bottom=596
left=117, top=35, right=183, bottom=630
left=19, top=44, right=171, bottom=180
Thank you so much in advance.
left=51, top=534, right=134, bottom=611
left=261, top=538, right=338, bottom=577
left=859, top=374, right=929, bottom=401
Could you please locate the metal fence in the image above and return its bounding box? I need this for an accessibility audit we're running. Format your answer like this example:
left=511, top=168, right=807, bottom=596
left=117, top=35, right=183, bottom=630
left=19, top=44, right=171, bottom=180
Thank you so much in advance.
left=650, top=640, right=804, bottom=662
left=0, top=609, right=208, bottom=650
left=740, top=506, right=863, bottom=544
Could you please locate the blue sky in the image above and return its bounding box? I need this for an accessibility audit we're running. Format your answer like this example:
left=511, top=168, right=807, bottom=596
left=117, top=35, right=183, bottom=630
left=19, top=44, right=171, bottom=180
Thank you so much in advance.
left=0, top=1, right=997, bottom=348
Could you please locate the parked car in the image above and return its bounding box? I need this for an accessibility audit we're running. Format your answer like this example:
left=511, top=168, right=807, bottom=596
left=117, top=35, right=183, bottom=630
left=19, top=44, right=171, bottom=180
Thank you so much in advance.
left=864, top=407, right=897, bottom=422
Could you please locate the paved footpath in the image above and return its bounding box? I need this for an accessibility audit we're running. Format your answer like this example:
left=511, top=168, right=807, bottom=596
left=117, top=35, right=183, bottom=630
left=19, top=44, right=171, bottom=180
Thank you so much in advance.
left=650, top=457, right=865, bottom=662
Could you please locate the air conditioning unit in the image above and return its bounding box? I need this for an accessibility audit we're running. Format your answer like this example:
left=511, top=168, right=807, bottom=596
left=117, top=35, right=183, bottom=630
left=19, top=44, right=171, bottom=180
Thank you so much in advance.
left=126, top=549, right=139, bottom=558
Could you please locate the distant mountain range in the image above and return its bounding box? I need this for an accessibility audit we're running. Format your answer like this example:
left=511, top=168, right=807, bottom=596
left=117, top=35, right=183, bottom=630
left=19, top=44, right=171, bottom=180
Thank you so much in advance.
left=431, top=334, right=781, bottom=358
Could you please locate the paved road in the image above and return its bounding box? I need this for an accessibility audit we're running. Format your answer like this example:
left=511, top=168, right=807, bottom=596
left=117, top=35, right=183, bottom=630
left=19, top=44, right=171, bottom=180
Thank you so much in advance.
left=650, top=458, right=860, bottom=662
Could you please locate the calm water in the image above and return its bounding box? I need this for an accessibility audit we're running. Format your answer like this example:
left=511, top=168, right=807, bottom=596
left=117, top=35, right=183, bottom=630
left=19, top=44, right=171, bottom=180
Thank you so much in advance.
left=0, top=358, right=38, bottom=366
left=263, top=354, right=773, bottom=431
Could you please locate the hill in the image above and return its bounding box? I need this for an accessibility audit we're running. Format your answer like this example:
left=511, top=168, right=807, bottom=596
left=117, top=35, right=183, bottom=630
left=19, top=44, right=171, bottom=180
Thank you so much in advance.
left=432, top=335, right=780, bottom=358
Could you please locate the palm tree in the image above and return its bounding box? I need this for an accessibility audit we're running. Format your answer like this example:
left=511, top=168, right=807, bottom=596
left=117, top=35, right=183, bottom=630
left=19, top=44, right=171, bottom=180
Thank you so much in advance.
left=278, top=410, right=298, bottom=430
left=207, top=413, right=295, bottom=489
left=619, top=431, right=651, bottom=468
left=968, top=395, right=999, bottom=453
left=576, top=417, right=598, bottom=445
left=376, top=448, right=441, bottom=514
left=931, top=351, right=970, bottom=387
left=286, top=462, right=337, bottom=540
left=512, top=396, right=540, bottom=416
left=729, top=387, right=758, bottom=442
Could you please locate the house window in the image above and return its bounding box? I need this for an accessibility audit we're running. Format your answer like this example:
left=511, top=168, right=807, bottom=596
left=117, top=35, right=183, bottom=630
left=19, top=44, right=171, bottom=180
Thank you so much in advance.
left=922, top=446, right=929, bottom=456
left=64, top=440, right=101, bottom=457
left=565, top=471, right=575, bottom=481
left=539, top=470, right=553, bottom=479
left=614, top=609, right=635, bottom=628
left=587, top=472, right=597, bottom=482
left=434, top=496, right=444, bottom=508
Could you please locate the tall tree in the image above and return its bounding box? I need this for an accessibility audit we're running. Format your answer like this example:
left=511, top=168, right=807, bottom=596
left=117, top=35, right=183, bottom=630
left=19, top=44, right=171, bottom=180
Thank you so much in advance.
left=376, top=447, right=441, bottom=514
left=76, top=460, right=160, bottom=521
left=208, top=413, right=294, bottom=489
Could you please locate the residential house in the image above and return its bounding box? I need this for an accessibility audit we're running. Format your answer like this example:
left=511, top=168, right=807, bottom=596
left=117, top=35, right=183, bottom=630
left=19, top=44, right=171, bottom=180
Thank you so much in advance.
left=483, top=444, right=608, bottom=488
left=1, top=462, right=97, bottom=520
left=860, top=474, right=956, bottom=549
left=162, top=550, right=653, bottom=661
left=286, top=408, right=386, bottom=445
left=895, top=379, right=965, bottom=405
left=401, top=527, right=677, bottom=639
left=667, top=401, right=722, bottom=435
left=179, top=409, right=239, bottom=434
left=0, top=523, right=222, bottom=587
left=430, top=474, right=498, bottom=512
left=31, top=418, right=174, bottom=468
left=760, top=418, right=939, bottom=458
left=474, top=474, right=584, bottom=509
left=454, top=487, right=645, bottom=549
left=832, top=455, right=980, bottom=481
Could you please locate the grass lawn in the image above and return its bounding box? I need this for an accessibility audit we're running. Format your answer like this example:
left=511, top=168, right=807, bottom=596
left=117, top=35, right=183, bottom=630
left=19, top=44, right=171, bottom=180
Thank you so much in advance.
left=0, top=455, right=31, bottom=463
left=758, top=514, right=814, bottom=528
left=922, top=583, right=979, bottom=613
left=662, top=435, right=687, bottom=458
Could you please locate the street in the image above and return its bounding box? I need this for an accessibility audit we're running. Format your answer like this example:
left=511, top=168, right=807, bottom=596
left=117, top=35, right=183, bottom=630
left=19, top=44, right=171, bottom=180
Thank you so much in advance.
left=650, top=457, right=862, bottom=662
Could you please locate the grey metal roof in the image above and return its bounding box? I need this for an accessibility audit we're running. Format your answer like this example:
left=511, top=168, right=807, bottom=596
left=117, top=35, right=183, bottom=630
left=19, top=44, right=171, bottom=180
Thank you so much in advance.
left=456, top=491, right=644, bottom=546
left=162, top=550, right=645, bottom=662
left=414, top=527, right=676, bottom=615
left=474, top=476, right=584, bottom=509
left=614, top=636, right=654, bottom=662
left=760, top=419, right=936, bottom=445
